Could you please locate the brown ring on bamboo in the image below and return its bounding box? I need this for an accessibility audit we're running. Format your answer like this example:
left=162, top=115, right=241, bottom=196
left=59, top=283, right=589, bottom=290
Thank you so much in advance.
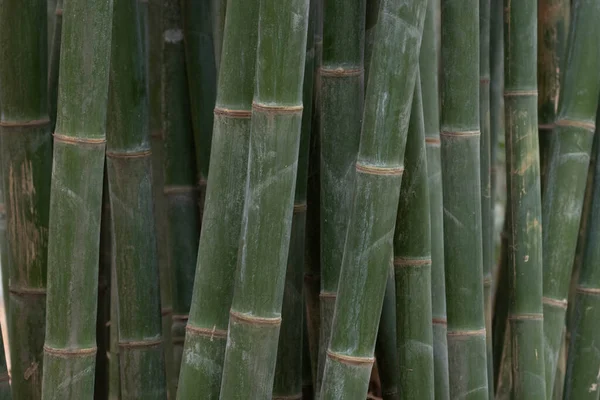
left=161, top=307, right=173, bottom=316
left=273, top=394, right=302, bottom=400
left=0, top=118, right=50, bottom=127
left=172, top=314, right=189, bottom=321
left=303, top=273, right=320, bottom=282
left=186, top=324, right=228, bottom=339
left=425, top=136, right=441, bottom=145
left=293, top=202, right=307, bottom=213
left=447, top=328, right=486, bottom=337
left=538, top=124, right=555, bottom=131
left=53, top=132, right=106, bottom=145
left=172, top=337, right=185, bottom=345
left=252, top=102, right=303, bottom=115
left=0, top=373, right=9, bottom=383
left=119, top=339, right=163, bottom=349
left=319, top=291, right=337, bottom=299
left=355, top=163, right=404, bottom=176
left=319, top=67, right=364, bottom=77
left=163, top=185, right=198, bottom=195
left=576, top=286, right=600, bottom=295
left=504, top=90, right=538, bottom=97
left=0, top=204, right=5, bottom=214
left=555, top=118, right=596, bottom=132
left=229, top=310, right=282, bottom=326
left=542, top=296, right=568, bottom=309
left=198, top=178, right=208, bottom=187
left=150, top=129, right=163, bottom=139
left=55, top=8, right=63, bottom=15
left=480, top=78, right=490, bottom=84
left=393, top=257, right=432, bottom=267
left=106, top=149, right=152, bottom=159
left=214, top=107, right=252, bottom=119
left=508, top=313, right=543, bottom=321
left=326, top=350, right=374, bottom=366
left=432, top=318, right=447, bottom=326
left=9, top=286, right=46, bottom=296
left=440, top=130, right=480, bottom=137
left=483, top=276, right=493, bottom=287
left=44, top=345, right=97, bottom=357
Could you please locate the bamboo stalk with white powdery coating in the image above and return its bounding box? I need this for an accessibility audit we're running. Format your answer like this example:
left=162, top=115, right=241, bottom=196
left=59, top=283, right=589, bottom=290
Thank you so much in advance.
left=394, top=74, right=434, bottom=400
left=41, top=0, right=113, bottom=397
left=317, top=0, right=366, bottom=391
left=503, top=0, right=546, bottom=397
left=319, top=0, right=427, bottom=397
left=161, top=0, right=200, bottom=384
left=0, top=0, right=53, bottom=398
left=420, top=1, right=449, bottom=398
left=440, top=0, right=489, bottom=397
left=175, top=1, right=259, bottom=398
left=218, top=0, right=310, bottom=396
left=105, top=0, right=167, bottom=397
left=541, top=0, right=600, bottom=396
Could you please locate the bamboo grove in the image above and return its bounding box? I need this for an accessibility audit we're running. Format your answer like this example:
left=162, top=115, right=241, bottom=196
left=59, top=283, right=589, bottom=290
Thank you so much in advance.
left=0, top=0, right=599, bottom=399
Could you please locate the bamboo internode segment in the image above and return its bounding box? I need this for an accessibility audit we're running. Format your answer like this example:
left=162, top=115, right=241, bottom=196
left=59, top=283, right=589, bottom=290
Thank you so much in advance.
left=326, top=350, right=375, bottom=365
left=185, top=323, right=228, bottom=338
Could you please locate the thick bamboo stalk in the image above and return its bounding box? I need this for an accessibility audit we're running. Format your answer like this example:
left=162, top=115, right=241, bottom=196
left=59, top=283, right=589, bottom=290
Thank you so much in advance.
left=541, top=0, right=600, bottom=396
left=374, top=268, right=399, bottom=400
left=564, top=127, right=600, bottom=399
left=394, top=73, right=434, bottom=400
left=273, top=3, right=316, bottom=397
left=502, top=0, right=546, bottom=397
left=175, top=1, right=259, bottom=398
left=317, top=0, right=366, bottom=392
left=161, top=0, right=200, bottom=384
left=106, top=0, right=167, bottom=397
left=319, top=1, right=426, bottom=397
left=0, top=0, right=52, bottom=398
left=420, top=1, right=449, bottom=398
left=440, top=0, right=489, bottom=397
left=48, top=0, right=63, bottom=130
left=41, top=0, right=113, bottom=397
left=218, top=0, right=310, bottom=396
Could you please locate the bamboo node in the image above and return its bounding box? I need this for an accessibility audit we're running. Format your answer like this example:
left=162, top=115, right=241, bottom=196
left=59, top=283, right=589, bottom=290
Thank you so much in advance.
left=106, top=149, right=152, bottom=159
left=161, top=307, right=173, bottom=316
left=542, top=296, right=568, bottom=309
left=447, top=328, right=486, bottom=338
left=0, top=118, right=50, bottom=128
left=440, top=130, right=480, bottom=137
left=150, top=129, right=163, bottom=139
left=198, top=178, right=208, bottom=187
left=293, top=202, right=307, bottom=213
left=355, top=163, right=404, bottom=176
left=252, top=102, right=303, bottom=114
left=319, top=67, right=364, bottom=77
left=432, top=318, right=447, bottom=326
left=393, top=257, right=431, bottom=267
left=479, top=77, right=491, bottom=84
left=272, top=394, right=302, bottom=400
left=119, top=338, right=163, bottom=349
left=44, top=345, right=97, bottom=357
left=55, top=8, right=63, bottom=15
left=326, top=350, right=374, bottom=366
left=576, top=286, right=600, bottom=295
left=8, top=286, right=46, bottom=296
left=555, top=119, right=595, bottom=132
left=425, top=136, right=441, bottom=145
left=214, top=107, right=252, bottom=119
left=0, top=373, right=9, bottom=383
left=186, top=324, right=228, bottom=340
left=504, top=90, right=538, bottom=97
left=483, top=276, right=493, bottom=286
left=163, top=185, right=198, bottom=195
left=319, top=291, right=337, bottom=299
left=538, top=124, right=555, bottom=131
left=172, top=314, right=189, bottom=321
left=508, top=313, right=543, bottom=321
left=229, top=310, right=281, bottom=326
left=53, top=133, right=106, bottom=145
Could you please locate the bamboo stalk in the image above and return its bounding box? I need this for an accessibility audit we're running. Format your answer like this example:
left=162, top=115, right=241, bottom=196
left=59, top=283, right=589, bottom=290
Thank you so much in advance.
left=48, top=0, right=63, bottom=130
left=175, top=0, right=259, bottom=398
left=0, top=327, right=9, bottom=399
left=440, top=0, right=489, bottom=396
left=161, top=0, right=201, bottom=384
left=541, top=0, right=600, bottom=396
left=502, top=0, right=546, bottom=397
left=273, top=3, right=316, bottom=397
left=420, top=1, right=449, bottom=398
left=303, top=317, right=315, bottom=400
left=109, top=250, right=121, bottom=400
left=0, top=175, right=8, bottom=343
left=41, top=0, right=113, bottom=397
left=374, top=268, right=399, bottom=400
left=105, top=0, right=167, bottom=397
left=364, top=0, right=380, bottom=83
left=317, top=0, right=366, bottom=392
left=553, top=328, right=567, bottom=400
left=210, top=0, right=226, bottom=72
left=218, top=0, right=310, bottom=396
left=319, top=0, right=427, bottom=397
left=0, top=0, right=53, bottom=398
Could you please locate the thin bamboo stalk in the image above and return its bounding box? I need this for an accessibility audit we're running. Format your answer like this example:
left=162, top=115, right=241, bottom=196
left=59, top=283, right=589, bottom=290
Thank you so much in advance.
left=492, top=215, right=510, bottom=390
left=161, top=0, right=200, bottom=384
left=48, top=0, right=63, bottom=130
left=175, top=0, right=259, bottom=398
left=303, top=317, right=315, bottom=400
left=210, top=0, right=226, bottom=72
left=0, top=0, right=53, bottom=398
left=553, top=328, right=567, bottom=400
left=0, top=327, right=9, bottom=399
left=317, top=0, right=366, bottom=392
left=47, top=0, right=57, bottom=54
left=541, top=0, right=600, bottom=396
left=218, top=0, right=310, bottom=396
left=0, top=175, right=8, bottom=342
left=319, top=0, right=427, bottom=397
left=41, top=0, right=113, bottom=397
left=374, top=268, right=399, bottom=400
left=364, top=0, right=380, bottom=83
left=109, top=250, right=121, bottom=400
left=420, top=0, right=449, bottom=398
left=440, top=0, right=488, bottom=396
left=106, top=0, right=167, bottom=397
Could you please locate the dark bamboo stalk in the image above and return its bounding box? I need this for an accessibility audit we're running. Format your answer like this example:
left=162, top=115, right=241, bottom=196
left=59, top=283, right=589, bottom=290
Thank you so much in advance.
left=109, top=250, right=120, bottom=400
left=374, top=268, right=399, bottom=400
left=48, top=0, right=63, bottom=130
left=210, top=0, right=226, bottom=72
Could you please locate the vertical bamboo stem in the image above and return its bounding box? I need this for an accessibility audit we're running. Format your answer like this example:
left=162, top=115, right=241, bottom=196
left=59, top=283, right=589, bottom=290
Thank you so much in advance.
left=374, top=268, right=399, bottom=400
left=48, top=0, right=63, bottom=130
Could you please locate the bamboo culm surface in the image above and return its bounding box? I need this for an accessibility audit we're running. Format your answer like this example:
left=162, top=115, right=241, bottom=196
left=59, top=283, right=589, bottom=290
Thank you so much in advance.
left=41, top=0, right=113, bottom=398
left=176, top=0, right=260, bottom=398
left=0, top=0, right=52, bottom=398
left=105, top=0, right=167, bottom=397
left=374, top=268, right=399, bottom=400
left=541, top=0, right=600, bottom=396
left=218, top=0, right=310, bottom=396
left=319, top=0, right=427, bottom=397
left=317, top=0, right=366, bottom=392
left=48, top=0, right=63, bottom=131
left=440, top=0, right=489, bottom=397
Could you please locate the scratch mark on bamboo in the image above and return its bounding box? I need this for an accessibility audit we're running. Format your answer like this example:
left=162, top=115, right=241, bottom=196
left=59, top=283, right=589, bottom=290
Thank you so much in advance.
left=555, top=119, right=595, bottom=131
left=273, top=393, right=302, bottom=400
left=163, top=185, right=197, bottom=194
left=576, top=286, right=600, bottom=295
left=504, top=90, right=538, bottom=96
left=9, top=286, right=46, bottom=295
left=229, top=310, right=282, bottom=326
left=293, top=202, right=307, bottom=213
left=355, top=163, right=404, bottom=176
left=252, top=102, right=303, bottom=114
left=106, top=149, right=152, bottom=158
left=185, top=324, right=228, bottom=340
left=214, top=107, right=252, bottom=118
left=447, top=328, right=486, bottom=337
left=542, top=296, right=568, bottom=309
left=119, top=339, right=163, bottom=349
left=393, top=257, right=432, bottom=267
left=440, top=130, right=480, bottom=137
left=326, top=350, right=374, bottom=365
left=53, top=132, right=106, bottom=145
left=0, top=118, right=51, bottom=127
left=164, top=29, right=183, bottom=43
left=319, top=67, right=364, bottom=77
left=507, top=313, right=544, bottom=320
left=319, top=291, right=337, bottom=299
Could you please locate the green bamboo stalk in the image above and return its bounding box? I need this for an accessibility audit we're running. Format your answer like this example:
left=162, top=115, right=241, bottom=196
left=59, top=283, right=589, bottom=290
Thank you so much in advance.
left=48, top=0, right=63, bottom=130
left=420, top=1, right=449, bottom=398
left=210, top=0, right=226, bottom=72
left=161, top=0, right=200, bottom=384
left=394, top=73, right=434, bottom=400
left=440, top=0, right=488, bottom=397
left=541, top=0, right=600, bottom=396
left=273, top=3, right=316, bottom=397
left=41, top=0, right=113, bottom=397
left=364, top=0, right=380, bottom=83
left=175, top=0, right=259, bottom=398
left=538, top=0, right=570, bottom=190
left=319, top=0, right=426, bottom=397
left=553, top=328, right=567, bottom=400
left=317, top=0, right=366, bottom=392
left=218, top=0, right=310, bottom=396
left=47, top=0, right=56, bottom=54
left=374, top=268, right=399, bottom=400
left=563, top=126, right=600, bottom=399
left=106, top=0, right=167, bottom=397
left=492, top=215, right=510, bottom=389
left=109, top=251, right=121, bottom=400
left=0, top=0, right=53, bottom=398
left=503, top=0, right=546, bottom=397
